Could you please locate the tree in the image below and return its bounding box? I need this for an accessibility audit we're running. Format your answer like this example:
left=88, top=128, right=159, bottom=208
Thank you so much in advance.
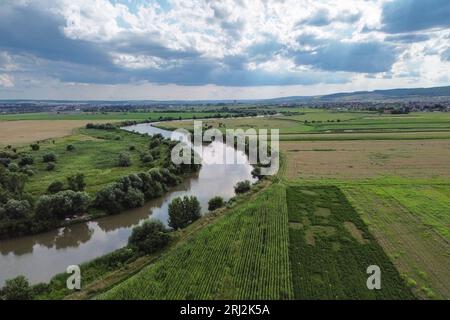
left=128, top=219, right=170, bottom=254
left=46, top=162, right=56, bottom=171
left=118, top=152, right=131, bottom=167
left=18, top=154, right=34, bottom=167
left=140, top=152, right=153, bottom=163
left=208, top=196, right=225, bottom=211
left=168, top=196, right=201, bottom=229
left=4, top=199, right=31, bottom=220
left=35, top=191, right=90, bottom=220
left=30, top=143, right=40, bottom=151
left=42, top=152, right=57, bottom=163
left=67, top=173, right=86, bottom=191
left=2, top=276, right=32, bottom=300
left=47, top=181, right=64, bottom=194
left=234, top=180, right=251, bottom=194
left=66, top=144, right=75, bottom=151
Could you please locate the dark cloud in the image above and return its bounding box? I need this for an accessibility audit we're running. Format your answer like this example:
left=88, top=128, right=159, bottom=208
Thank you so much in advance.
left=0, top=5, right=112, bottom=67
left=382, top=0, right=450, bottom=33
left=297, top=9, right=361, bottom=27
left=385, top=34, right=430, bottom=43
left=294, top=41, right=398, bottom=73
left=303, top=9, right=331, bottom=26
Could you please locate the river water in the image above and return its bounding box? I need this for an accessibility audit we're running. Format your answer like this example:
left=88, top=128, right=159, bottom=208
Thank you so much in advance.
left=0, top=123, right=255, bottom=285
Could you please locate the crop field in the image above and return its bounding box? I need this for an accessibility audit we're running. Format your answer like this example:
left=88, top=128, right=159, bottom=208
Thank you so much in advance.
left=286, top=185, right=414, bottom=299
left=17, top=128, right=169, bottom=196
left=0, top=120, right=118, bottom=145
left=0, top=111, right=216, bottom=121
left=343, top=185, right=450, bottom=299
left=281, top=139, right=450, bottom=180
left=99, top=185, right=293, bottom=299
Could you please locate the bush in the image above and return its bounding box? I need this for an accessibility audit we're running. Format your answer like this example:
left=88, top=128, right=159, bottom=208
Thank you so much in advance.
left=7, top=163, right=18, bottom=172
left=118, top=152, right=131, bottom=167
left=47, top=181, right=64, bottom=194
left=1, top=276, right=32, bottom=300
left=3, top=199, right=31, bottom=220
left=234, top=180, right=251, bottom=194
left=208, top=196, right=225, bottom=211
left=128, top=219, right=170, bottom=254
left=46, top=162, right=56, bottom=171
left=66, top=144, right=75, bottom=151
left=0, top=158, right=11, bottom=167
left=42, top=152, right=57, bottom=163
left=30, top=143, right=40, bottom=151
left=18, top=154, right=34, bottom=167
left=140, top=152, right=153, bottom=163
left=35, top=191, right=90, bottom=220
left=168, top=196, right=201, bottom=230
left=129, top=145, right=136, bottom=151
left=67, top=173, right=86, bottom=192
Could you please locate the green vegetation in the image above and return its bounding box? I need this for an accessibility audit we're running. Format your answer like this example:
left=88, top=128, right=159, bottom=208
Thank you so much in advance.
left=99, top=184, right=292, bottom=299
left=208, top=196, right=225, bottom=211
left=128, top=219, right=171, bottom=255
left=168, top=196, right=201, bottom=230
left=234, top=180, right=251, bottom=194
left=286, top=185, right=414, bottom=299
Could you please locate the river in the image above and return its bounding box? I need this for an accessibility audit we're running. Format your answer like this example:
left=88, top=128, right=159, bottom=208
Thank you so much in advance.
left=0, top=123, right=256, bottom=285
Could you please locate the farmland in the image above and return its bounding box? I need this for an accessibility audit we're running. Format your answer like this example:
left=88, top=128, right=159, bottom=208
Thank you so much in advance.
left=286, top=185, right=413, bottom=299
left=343, top=185, right=450, bottom=299
left=100, top=184, right=293, bottom=299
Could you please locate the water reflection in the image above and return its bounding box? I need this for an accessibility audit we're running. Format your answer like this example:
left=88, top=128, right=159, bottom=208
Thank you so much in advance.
left=0, top=123, right=255, bottom=285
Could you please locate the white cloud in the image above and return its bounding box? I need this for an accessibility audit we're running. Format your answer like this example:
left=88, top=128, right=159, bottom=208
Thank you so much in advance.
left=0, top=74, right=14, bottom=87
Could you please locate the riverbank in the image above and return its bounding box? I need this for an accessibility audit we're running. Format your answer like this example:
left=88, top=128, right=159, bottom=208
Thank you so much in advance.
left=10, top=179, right=270, bottom=300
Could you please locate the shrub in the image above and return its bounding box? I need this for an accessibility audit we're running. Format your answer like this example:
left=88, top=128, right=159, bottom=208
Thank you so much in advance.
left=18, top=154, right=34, bottom=167
left=251, top=166, right=263, bottom=180
left=168, top=196, right=201, bottom=230
left=47, top=181, right=64, bottom=194
left=66, top=144, right=75, bottom=151
left=234, top=180, right=251, bottom=194
left=128, top=219, right=170, bottom=254
left=30, top=143, right=40, bottom=151
left=67, top=173, right=86, bottom=192
left=118, top=152, right=131, bottom=167
left=208, top=196, right=225, bottom=211
left=35, top=191, right=90, bottom=220
left=129, top=145, right=136, bottom=151
left=0, top=158, right=11, bottom=167
left=1, top=276, right=32, bottom=300
left=42, top=152, right=57, bottom=163
left=46, top=162, right=56, bottom=171
left=140, top=152, right=153, bottom=163
left=4, top=199, right=31, bottom=220
left=7, top=163, right=18, bottom=172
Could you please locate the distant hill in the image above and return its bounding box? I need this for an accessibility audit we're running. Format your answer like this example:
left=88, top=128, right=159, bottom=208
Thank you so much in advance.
left=1, top=86, right=450, bottom=105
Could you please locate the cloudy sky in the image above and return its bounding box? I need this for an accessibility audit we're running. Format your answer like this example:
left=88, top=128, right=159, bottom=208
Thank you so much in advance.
left=0, top=0, right=449, bottom=100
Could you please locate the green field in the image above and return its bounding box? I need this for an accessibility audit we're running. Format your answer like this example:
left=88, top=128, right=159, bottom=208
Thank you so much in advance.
left=0, top=111, right=217, bottom=121
left=15, top=128, right=169, bottom=196
left=100, top=184, right=293, bottom=299
left=286, top=185, right=414, bottom=299
left=343, top=184, right=450, bottom=299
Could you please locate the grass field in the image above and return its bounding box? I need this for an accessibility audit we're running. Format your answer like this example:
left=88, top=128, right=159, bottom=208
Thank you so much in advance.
left=99, top=184, right=293, bottom=299
left=11, top=128, right=169, bottom=196
left=0, top=111, right=217, bottom=121
left=286, top=185, right=414, bottom=299
left=343, top=185, right=450, bottom=299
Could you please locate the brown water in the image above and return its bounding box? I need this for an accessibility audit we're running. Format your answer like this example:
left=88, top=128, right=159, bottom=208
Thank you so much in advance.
left=0, top=123, right=255, bottom=285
